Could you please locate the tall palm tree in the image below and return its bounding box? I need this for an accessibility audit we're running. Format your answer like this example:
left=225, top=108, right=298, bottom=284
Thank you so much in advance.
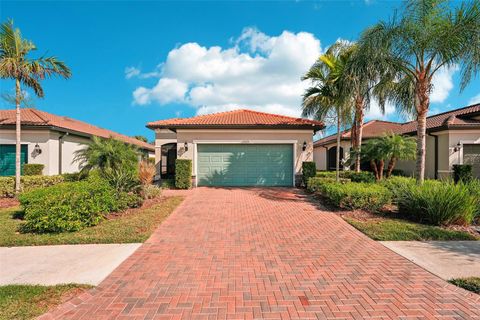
left=302, top=49, right=353, bottom=182
left=0, top=20, right=71, bottom=193
left=358, top=0, right=480, bottom=184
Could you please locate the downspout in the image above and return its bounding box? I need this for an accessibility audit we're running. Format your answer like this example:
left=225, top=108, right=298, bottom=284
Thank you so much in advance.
left=58, top=132, right=68, bottom=174
left=428, top=133, right=438, bottom=180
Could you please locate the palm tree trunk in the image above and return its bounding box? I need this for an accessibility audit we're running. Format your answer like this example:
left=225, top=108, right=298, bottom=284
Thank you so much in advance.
left=386, top=156, right=396, bottom=178
left=378, top=159, right=384, bottom=180
left=370, top=160, right=379, bottom=180
left=415, top=76, right=430, bottom=185
left=354, top=95, right=364, bottom=172
left=336, top=108, right=341, bottom=183
left=15, top=79, right=21, bottom=194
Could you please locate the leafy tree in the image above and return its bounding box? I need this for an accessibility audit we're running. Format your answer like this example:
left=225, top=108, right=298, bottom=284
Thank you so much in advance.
left=302, top=46, right=353, bottom=182
left=0, top=20, right=71, bottom=193
left=358, top=0, right=480, bottom=183
left=133, top=135, right=148, bottom=143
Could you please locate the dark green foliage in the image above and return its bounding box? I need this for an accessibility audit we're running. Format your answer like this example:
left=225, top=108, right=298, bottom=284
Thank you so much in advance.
left=452, top=164, right=473, bottom=184
left=22, top=164, right=44, bottom=176
left=396, top=181, right=477, bottom=226
left=307, top=176, right=350, bottom=192
left=302, top=162, right=316, bottom=186
left=0, top=175, right=65, bottom=198
left=175, top=159, right=192, bottom=189
left=381, top=176, right=416, bottom=200
left=61, top=172, right=87, bottom=182
left=343, top=171, right=375, bottom=183
left=19, top=179, right=141, bottom=233
left=448, top=278, right=480, bottom=294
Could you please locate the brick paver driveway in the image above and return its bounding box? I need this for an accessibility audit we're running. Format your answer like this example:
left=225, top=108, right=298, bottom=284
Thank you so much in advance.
left=42, top=188, right=480, bottom=320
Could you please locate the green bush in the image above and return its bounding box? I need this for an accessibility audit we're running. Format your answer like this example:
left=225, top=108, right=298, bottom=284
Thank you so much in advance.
left=62, top=172, right=87, bottom=182
left=0, top=175, right=65, bottom=198
left=316, top=171, right=337, bottom=178
left=465, top=179, right=480, bottom=221
left=302, top=162, right=316, bottom=186
left=307, top=176, right=350, bottom=192
left=319, top=182, right=392, bottom=212
left=452, top=164, right=473, bottom=183
left=22, top=164, right=44, bottom=176
left=141, top=184, right=162, bottom=199
left=381, top=176, right=416, bottom=201
left=19, top=179, right=141, bottom=233
left=396, top=181, right=477, bottom=226
left=175, top=159, right=192, bottom=189
left=343, top=171, right=375, bottom=183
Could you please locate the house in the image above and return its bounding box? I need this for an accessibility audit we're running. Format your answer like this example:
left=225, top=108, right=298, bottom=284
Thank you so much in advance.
left=147, top=109, right=324, bottom=186
left=0, top=108, right=155, bottom=176
left=313, top=103, right=480, bottom=178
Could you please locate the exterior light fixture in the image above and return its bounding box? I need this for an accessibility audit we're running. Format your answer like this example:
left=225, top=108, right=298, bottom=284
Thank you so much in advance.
left=33, top=143, right=42, bottom=156
left=184, top=142, right=188, bottom=151
left=453, top=142, right=461, bottom=152
left=302, top=141, right=307, bottom=151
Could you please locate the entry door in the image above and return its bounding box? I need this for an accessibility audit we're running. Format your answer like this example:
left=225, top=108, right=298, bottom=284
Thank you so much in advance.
left=0, top=145, right=28, bottom=176
left=197, top=144, right=293, bottom=187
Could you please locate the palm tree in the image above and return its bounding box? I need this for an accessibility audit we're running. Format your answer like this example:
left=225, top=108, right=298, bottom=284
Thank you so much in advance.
left=302, top=48, right=353, bottom=182
left=0, top=20, right=71, bottom=193
left=358, top=0, right=480, bottom=184
left=383, top=133, right=416, bottom=178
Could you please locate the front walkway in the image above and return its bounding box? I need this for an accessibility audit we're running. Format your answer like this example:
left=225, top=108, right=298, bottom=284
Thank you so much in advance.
left=42, top=188, right=480, bottom=319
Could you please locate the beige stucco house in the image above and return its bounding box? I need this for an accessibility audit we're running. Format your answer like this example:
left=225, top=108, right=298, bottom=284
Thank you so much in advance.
left=313, top=104, right=480, bottom=179
left=0, top=108, right=154, bottom=176
left=147, top=109, right=324, bottom=187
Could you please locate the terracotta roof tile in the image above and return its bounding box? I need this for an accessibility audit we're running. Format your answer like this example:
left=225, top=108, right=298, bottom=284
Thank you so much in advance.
left=0, top=108, right=154, bottom=151
left=147, top=109, right=324, bottom=130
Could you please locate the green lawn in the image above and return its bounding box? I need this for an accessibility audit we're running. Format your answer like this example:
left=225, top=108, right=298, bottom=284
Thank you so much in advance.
left=449, top=277, right=480, bottom=294
left=0, top=284, right=92, bottom=320
left=0, top=196, right=183, bottom=246
left=345, top=217, right=478, bottom=241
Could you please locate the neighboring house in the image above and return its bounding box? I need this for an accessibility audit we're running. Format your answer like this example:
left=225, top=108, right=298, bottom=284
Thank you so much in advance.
left=314, top=103, right=480, bottom=178
left=0, top=108, right=154, bottom=176
left=147, top=109, right=324, bottom=187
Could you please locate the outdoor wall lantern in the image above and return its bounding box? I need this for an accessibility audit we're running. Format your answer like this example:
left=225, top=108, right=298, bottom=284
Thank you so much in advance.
left=33, top=143, right=42, bottom=156
left=453, top=142, right=461, bottom=152
left=184, top=142, right=188, bottom=151
left=302, top=141, right=307, bottom=151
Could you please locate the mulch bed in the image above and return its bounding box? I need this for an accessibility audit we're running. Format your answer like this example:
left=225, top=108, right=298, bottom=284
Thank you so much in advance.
left=0, top=197, right=19, bottom=209
left=106, top=195, right=173, bottom=220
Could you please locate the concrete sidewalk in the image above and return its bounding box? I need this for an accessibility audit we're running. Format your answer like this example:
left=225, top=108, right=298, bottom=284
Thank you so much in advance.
left=0, top=243, right=141, bottom=285
left=381, top=241, right=480, bottom=279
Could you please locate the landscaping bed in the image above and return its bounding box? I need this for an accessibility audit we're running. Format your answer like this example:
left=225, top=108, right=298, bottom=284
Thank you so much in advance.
left=0, top=284, right=91, bottom=320
left=0, top=196, right=183, bottom=247
left=449, top=277, right=480, bottom=295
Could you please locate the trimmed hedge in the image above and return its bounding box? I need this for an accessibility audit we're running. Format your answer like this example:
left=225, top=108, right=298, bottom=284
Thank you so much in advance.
left=175, top=159, right=192, bottom=189
left=307, top=176, right=350, bottom=192
left=396, top=181, right=476, bottom=226
left=23, top=164, right=44, bottom=176
left=302, top=162, right=316, bottom=186
left=0, top=175, right=65, bottom=198
left=19, top=179, right=142, bottom=233
left=316, top=170, right=375, bottom=183
left=452, top=164, right=473, bottom=184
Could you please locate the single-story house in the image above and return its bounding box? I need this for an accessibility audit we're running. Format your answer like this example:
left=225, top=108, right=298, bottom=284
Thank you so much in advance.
left=147, top=109, right=324, bottom=187
left=0, top=108, right=155, bottom=176
left=313, top=103, right=480, bottom=178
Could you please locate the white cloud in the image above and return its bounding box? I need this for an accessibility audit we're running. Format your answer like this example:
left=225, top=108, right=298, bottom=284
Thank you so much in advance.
left=125, top=67, right=141, bottom=79
left=125, top=66, right=162, bottom=79
left=430, top=65, right=459, bottom=103
left=468, top=93, right=480, bottom=105
left=130, top=27, right=322, bottom=117
left=365, top=99, right=396, bottom=120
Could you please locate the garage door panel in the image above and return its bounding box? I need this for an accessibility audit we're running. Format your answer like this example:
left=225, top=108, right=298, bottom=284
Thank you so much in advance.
left=197, top=144, right=293, bottom=186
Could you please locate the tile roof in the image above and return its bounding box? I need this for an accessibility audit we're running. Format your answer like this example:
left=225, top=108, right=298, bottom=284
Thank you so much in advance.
left=0, top=108, right=154, bottom=151
left=147, top=109, right=324, bottom=130
left=314, top=120, right=403, bottom=146
left=314, top=103, right=480, bottom=147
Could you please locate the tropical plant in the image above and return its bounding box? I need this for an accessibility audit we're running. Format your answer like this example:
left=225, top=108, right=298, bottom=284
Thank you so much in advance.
left=359, top=133, right=416, bottom=180
left=133, top=135, right=148, bottom=143
left=139, top=160, right=156, bottom=185
left=0, top=20, right=71, bottom=193
left=357, top=0, right=480, bottom=184
left=302, top=45, right=353, bottom=182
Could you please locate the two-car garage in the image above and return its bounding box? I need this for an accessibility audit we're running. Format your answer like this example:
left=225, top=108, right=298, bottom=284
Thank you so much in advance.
left=196, top=144, right=294, bottom=187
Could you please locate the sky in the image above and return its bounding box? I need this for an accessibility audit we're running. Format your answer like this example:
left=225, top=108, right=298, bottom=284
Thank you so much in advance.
left=1, top=0, right=479, bottom=141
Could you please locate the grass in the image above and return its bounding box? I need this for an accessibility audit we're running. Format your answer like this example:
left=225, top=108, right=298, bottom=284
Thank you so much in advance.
left=345, top=217, right=478, bottom=241
left=0, top=284, right=92, bottom=320
left=448, top=277, right=480, bottom=294
left=0, top=196, right=183, bottom=246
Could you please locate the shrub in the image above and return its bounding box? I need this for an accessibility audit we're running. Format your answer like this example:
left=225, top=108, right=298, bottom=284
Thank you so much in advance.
left=102, top=167, right=140, bottom=193
left=307, top=176, right=350, bottom=192
left=159, top=179, right=175, bottom=189
left=175, top=159, right=192, bottom=189
left=452, top=164, right=473, bottom=184
left=0, top=175, right=65, bottom=198
left=302, top=162, right=316, bottom=186
left=139, top=161, right=156, bottom=185
left=343, top=171, right=375, bottom=183
left=22, top=164, right=44, bottom=176
left=117, top=191, right=144, bottom=209
left=396, top=181, right=477, bottom=226
left=62, top=172, right=87, bottom=182
left=316, top=171, right=337, bottom=178
left=141, top=184, right=162, bottom=199
left=390, top=169, right=406, bottom=177
left=19, top=180, right=120, bottom=233
left=465, top=179, right=480, bottom=221
left=319, top=182, right=392, bottom=212
left=381, top=176, right=416, bottom=201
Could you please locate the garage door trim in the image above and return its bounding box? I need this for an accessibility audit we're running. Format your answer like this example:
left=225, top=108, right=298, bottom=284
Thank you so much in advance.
left=193, top=140, right=297, bottom=187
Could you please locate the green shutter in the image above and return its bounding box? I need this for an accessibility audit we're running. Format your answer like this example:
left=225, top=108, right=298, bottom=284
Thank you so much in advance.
left=197, top=144, right=293, bottom=186
left=0, top=144, right=28, bottom=176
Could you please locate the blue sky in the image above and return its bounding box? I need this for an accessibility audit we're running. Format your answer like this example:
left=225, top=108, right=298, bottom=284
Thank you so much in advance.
left=1, top=1, right=479, bottom=141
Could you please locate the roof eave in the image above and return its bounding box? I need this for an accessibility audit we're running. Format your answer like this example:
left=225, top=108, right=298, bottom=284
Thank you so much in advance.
left=147, top=124, right=324, bottom=131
